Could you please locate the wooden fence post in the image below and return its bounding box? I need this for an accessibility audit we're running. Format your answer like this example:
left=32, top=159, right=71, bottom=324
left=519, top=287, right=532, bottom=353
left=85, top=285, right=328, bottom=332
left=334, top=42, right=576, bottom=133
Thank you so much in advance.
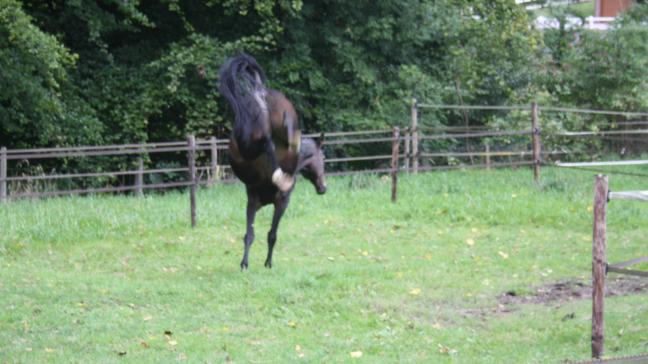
left=531, top=102, right=541, bottom=182
left=135, top=156, right=144, bottom=197
left=209, top=136, right=219, bottom=186
left=187, top=135, right=197, bottom=228
left=404, top=127, right=410, bottom=171
left=411, top=98, right=419, bottom=174
left=485, top=144, right=491, bottom=170
left=1, top=147, right=6, bottom=203
left=592, top=174, right=608, bottom=359
left=391, top=127, right=400, bottom=203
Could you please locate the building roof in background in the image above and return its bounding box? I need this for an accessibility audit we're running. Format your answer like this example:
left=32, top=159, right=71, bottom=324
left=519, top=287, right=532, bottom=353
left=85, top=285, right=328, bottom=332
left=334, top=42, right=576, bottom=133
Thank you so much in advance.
left=518, top=0, right=636, bottom=30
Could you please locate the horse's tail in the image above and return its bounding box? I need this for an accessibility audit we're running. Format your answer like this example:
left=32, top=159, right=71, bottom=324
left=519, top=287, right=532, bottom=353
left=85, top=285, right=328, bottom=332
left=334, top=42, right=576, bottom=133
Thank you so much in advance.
left=218, top=53, right=269, bottom=147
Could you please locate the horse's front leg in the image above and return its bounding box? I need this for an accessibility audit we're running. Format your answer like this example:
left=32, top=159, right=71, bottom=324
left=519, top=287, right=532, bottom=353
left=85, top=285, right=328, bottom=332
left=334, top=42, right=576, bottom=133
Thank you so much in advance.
left=241, top=195, right=260, bottom=270
left=264, top=196, right=289, bottom=268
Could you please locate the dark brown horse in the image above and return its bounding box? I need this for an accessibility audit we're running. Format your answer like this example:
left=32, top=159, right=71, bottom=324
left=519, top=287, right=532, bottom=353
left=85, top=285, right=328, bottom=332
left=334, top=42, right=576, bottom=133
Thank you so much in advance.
left=219, top=53, right=326, bottom=269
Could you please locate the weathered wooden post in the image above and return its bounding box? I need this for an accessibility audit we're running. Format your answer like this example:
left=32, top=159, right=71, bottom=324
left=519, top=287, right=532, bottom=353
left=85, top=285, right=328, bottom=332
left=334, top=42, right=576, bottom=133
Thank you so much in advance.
left=209, top=136, right=219, bottom=186
left=592, top=174, right=608, bottom=359
left=404, top=127, right=411, bottom=171
left=1, top=147, right=7, bottom=203
left=411, top=98, right=419, bottom=174
left=485, top=144, right=491, bottom=170
left=531, top=102, right=541, bottom=182
left=391, top=127, right=400, bottom=203
left=135, top=156, right=144, bottom=197
left=187, top=135, right=197, bottom=228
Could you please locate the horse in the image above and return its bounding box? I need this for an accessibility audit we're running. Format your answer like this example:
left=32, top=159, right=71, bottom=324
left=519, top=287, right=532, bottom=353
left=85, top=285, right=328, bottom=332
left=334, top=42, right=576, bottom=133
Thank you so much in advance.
left=218, top=53, right=327, bottom=269
left=218, top=53, right=299, bottom=192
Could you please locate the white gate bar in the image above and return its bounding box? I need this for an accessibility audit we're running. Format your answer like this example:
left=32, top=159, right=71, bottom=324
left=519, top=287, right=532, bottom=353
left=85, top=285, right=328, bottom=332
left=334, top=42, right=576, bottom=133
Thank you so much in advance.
left=609, top=191, right=648, bottom=202
left=556, top=160, right=648, bottom=167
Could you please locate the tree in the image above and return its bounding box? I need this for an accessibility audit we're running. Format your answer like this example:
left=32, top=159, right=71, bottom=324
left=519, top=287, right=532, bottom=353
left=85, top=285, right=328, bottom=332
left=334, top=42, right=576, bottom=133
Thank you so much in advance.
left=0, top=0, right=103, bottom=148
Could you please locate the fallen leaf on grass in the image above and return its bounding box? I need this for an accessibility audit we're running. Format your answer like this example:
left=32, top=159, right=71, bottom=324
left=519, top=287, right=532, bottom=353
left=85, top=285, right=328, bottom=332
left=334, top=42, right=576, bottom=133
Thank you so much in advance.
left=287, top=321, right=297, bottom=328
left=140, top=341, right=149, bottom=349
left=168, top=340, right=177, bottom=346
left=466, top=238, right=475, bottom=246
left=350, top=351, right=363, bottom=358
left=498, top=251, right=509, bottom=259
left=45, top=348, right=54, bottom=353
left=432, top=322, right=443, bottom=329
left=409, top=288, right=421, bottom=296
left=143, top=315, right=153, bottom=321
left=438, top=344, right=457, bottom=355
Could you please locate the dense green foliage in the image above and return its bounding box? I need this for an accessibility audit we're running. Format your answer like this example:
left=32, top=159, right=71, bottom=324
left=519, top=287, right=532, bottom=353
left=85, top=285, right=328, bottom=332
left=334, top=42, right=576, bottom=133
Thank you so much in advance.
left=1, top=0, right=648, bottom=149
left=2, top=169, right=648, bottom=362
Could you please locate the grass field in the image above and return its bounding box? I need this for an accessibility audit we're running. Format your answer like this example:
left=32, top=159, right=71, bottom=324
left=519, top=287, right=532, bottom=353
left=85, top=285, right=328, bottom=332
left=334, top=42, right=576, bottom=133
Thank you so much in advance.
left=1, top=167, right=647, bottom=363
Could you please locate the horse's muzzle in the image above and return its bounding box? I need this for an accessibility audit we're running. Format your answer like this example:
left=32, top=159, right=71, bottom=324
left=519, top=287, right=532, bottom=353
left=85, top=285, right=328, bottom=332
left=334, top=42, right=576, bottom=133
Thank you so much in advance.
left=316, top=184, right=327, bottom=195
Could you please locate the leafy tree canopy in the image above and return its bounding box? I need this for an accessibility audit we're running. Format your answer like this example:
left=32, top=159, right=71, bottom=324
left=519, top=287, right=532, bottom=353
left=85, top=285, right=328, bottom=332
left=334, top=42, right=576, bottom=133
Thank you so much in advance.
left=1, top=0, right=647, bottom=149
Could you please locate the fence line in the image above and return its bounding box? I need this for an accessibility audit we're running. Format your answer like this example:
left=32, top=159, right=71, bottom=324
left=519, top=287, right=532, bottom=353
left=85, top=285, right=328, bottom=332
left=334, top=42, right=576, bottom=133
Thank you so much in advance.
left=3, top=103, right=648, bottom=211
left=304, top=129, right=392, bottom=138
left=418, top=104, right=529, bottom=111
left=419, top=130, right=532, bottom=140
left=540, top=106, right=648, bottom=117
left=11, top=181, right=196, bottom=199
left=551, top=129, right=648, bottom=137
left=5, top=167, right=190, bottom=182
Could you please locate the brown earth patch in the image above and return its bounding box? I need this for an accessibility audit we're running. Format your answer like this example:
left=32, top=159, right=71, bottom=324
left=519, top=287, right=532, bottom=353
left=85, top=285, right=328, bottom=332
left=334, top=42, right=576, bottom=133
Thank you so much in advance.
left=499, top=277, right=648, bottom=306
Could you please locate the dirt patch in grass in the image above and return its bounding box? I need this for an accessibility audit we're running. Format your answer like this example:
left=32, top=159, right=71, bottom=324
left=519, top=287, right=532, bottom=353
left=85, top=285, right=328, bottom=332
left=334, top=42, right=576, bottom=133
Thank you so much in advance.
left=499, top=277, right=648, bottom=306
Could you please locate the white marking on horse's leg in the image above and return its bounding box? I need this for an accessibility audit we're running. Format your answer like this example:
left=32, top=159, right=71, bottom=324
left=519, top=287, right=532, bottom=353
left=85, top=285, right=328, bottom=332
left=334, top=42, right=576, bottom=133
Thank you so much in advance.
left=272, top=169, right=294, bottom=192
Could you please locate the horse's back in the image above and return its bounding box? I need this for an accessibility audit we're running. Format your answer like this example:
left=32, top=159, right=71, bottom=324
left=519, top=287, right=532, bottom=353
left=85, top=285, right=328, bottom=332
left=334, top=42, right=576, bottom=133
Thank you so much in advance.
left=266, top=90, right=300, bottom=148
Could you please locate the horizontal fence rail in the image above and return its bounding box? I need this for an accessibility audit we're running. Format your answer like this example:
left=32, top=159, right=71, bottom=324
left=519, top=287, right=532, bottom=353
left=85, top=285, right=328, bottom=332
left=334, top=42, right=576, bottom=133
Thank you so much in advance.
left=556, top=160, right=648, bottom=167
left=608, top=190, right=648, bottom=202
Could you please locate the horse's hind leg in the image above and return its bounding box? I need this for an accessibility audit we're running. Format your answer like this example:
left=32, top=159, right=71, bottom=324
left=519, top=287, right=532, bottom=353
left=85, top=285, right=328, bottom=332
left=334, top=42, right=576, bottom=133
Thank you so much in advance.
left=241, top=194, right=260, bottom=270
left=265, top=138, right=294, bottom=192
left=264, top=197, right=289, bottom=268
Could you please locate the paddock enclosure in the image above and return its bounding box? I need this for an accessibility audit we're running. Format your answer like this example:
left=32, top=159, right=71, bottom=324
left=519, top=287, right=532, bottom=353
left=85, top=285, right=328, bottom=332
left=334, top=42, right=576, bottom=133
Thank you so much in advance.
left=1, top=104, right=648, bottom=363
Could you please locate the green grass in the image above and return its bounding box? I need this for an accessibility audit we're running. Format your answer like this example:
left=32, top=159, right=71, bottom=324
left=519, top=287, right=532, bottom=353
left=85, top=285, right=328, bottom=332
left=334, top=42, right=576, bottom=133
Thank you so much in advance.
left=1, top=167, right=647, bottom=363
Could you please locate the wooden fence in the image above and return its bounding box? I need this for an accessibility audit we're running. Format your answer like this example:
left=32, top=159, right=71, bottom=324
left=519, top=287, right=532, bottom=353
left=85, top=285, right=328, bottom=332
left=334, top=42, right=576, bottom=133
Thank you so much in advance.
left=591, top=174, right=648, bottom=359
left=3, top=103, right=648, bottom=223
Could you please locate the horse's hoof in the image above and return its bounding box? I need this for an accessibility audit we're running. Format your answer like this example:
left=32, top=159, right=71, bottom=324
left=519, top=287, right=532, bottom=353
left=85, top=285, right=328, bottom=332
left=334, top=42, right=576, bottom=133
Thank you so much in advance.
left=264, top=260, right=272, bottom=269
left=272, top=169, right=294, bottom=192
left=240, top=261, right=248, bottom=270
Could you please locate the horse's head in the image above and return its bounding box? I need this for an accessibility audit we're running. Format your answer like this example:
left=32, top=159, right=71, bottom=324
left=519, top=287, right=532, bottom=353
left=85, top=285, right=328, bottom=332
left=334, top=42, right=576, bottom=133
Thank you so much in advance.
left=298, top=134, right=327, bottom=195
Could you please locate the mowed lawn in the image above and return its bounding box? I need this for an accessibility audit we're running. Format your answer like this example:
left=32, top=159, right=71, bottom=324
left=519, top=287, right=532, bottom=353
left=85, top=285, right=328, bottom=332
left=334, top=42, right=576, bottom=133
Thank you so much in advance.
left=1, top=167, right=647, bottom=363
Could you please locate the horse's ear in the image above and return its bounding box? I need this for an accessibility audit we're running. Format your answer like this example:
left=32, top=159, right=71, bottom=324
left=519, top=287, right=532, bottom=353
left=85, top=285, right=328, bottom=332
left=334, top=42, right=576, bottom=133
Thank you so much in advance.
left=316, top=132, right=325, bottom=148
